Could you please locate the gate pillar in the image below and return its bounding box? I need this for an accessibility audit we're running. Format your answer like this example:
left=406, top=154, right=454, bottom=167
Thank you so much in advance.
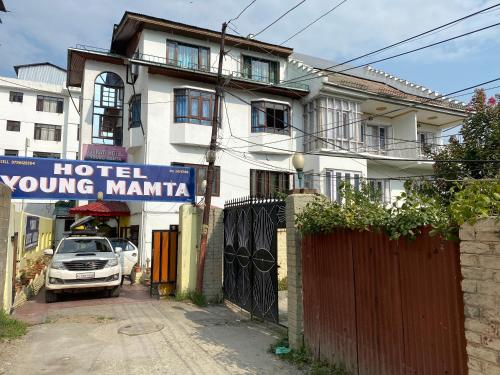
left=286, top=193, right=316, bottom=350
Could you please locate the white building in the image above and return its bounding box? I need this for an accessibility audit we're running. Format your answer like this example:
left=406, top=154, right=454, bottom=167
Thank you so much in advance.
left=67, top=12, right=466, bottom=263
left=0, top=62, right=80, bottom=160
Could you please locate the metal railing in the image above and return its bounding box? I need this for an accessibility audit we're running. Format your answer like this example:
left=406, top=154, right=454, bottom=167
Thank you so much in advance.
left=74, top=45, right=309, bottom=91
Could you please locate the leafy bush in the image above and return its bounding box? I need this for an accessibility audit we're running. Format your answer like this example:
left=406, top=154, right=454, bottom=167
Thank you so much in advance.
left=296, top=180, right=499, bottom=240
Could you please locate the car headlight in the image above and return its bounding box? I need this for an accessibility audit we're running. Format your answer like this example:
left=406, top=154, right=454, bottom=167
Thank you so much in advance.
left=50, top=261, right=65, bottom=270
left=106, top=259, right=119, bottom=267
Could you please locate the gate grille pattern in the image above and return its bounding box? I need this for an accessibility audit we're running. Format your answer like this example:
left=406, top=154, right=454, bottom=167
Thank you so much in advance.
left=223, top=196, right=286, bottom=324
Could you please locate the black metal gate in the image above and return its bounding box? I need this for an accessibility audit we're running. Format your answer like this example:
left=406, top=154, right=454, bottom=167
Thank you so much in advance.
left=223, top=196, right=286, bottom=324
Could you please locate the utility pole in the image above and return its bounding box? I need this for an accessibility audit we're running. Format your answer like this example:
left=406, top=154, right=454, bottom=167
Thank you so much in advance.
left=196, top=22, right=227, bottom=294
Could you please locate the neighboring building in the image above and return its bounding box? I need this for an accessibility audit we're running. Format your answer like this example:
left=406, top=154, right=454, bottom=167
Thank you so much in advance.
left=287, top=53, right=467, bottom=203
left=67, top=11, right=466, bottom=264
left=0, top=62, right=80, bottom=159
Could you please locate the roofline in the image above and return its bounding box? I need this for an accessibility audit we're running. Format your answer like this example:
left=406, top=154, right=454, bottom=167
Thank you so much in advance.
left=111, top=11, right=294, bottom=57
left=14, top=62, right=67, bottom=76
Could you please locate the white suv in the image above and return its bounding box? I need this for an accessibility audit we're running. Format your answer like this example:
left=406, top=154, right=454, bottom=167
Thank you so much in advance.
left=44, top=236, right=122, bottom=303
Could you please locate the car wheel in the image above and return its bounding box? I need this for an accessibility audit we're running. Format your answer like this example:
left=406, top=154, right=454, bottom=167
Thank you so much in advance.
left=108, top=286, right=120, bottom=298
left=45, top=290, right=58, bottom=303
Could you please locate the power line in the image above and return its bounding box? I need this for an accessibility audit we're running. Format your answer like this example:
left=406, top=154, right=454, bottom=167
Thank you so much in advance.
left=281, top=21, right=500, bottom=86
left=228, top=0, right=258, bottom=23
left=253, top=0, right=306, bottom=38
left=280, top=0, right=350, bottom=45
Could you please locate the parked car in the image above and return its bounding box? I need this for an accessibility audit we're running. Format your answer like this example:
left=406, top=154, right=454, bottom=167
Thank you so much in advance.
left=44, top=236, right=122, bottom=303
left=108, top=238, right=138, bottom=282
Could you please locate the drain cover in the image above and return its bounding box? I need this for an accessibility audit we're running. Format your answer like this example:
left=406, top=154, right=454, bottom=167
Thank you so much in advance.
left=118, top=322, right=164, bottom=336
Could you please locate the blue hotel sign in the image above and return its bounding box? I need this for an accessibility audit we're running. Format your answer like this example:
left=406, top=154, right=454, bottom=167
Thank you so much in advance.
left=0, top=156, right=195, bottom=203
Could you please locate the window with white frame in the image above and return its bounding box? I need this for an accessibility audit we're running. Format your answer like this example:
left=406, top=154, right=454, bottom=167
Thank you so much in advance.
left=418, top=131, right=436, bottom=154
left=36, top=95, right=63, bottom=113
left=251, top=101, right=290, bottom=134
left=368, top=179, right=391, bottom=203
left=34, top=123, right=61, bottom=142
left=363, top=124, right=392, bottom=153
left=325, top=169, right=362, bottom=203
left=303, top=97, right=362, bottom=152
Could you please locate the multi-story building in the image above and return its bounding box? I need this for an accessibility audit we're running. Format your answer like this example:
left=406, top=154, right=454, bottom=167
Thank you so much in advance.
left=287, top=53, right=467, bottom=203
left=0, top=62, right=80, bottom=160
left=67, top=12, right=466, bottom=262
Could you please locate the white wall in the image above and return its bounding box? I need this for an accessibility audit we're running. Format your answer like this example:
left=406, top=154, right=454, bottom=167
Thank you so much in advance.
left=0, top=78, right=80, bottom=159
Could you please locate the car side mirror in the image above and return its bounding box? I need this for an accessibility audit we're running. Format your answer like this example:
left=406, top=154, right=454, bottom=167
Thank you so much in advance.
left=115, top=247, right=122, bottom=254
left=44, top=248, right=54, bottom=256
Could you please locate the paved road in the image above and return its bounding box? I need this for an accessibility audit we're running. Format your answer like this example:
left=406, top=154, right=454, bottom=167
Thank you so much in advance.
left=1, top=285, right=301, bottom=375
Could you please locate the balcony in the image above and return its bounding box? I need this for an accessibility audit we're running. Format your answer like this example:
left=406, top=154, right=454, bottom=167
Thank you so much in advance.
left=73, top=45, right=309, bottom=92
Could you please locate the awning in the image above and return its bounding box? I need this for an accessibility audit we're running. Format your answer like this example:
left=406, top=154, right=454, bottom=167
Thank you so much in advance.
left=69, top=201, right=130, bottom=217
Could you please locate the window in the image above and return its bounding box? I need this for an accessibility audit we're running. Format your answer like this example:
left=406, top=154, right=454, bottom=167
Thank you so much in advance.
left=167, top=40, right=210, bottom=71
left=4, top=149, right=18, bottom=156
left=418, top=131, right=435, bottom=154
left=129, top=94, right=141, bottom=128
left=6, top=120, right=20, bottom=132
left=36, top=95, right=64, bottom=113
left=93, top=72, right=124, bottom=145
left=365, top=125, right=391, bottom=152
left=325, top=170, right=362, bottom=203
left=9, top=91, right=23, bottom=103
left=250, top=169, right=290, bottom=197
left=32, top=151, right=60, bottom=159
left=251, top=101, right=290, bottom=134
left=174, top=88, right=215, bottom=126
left=304, top=97, right=362, bottom=152
left=34, top=124, right=61, bottom=141
left=242, top=56, right=279, bottom=83
left=369, top=179, right=391, bottom=203
left=172, top=162, right=220, bottom=196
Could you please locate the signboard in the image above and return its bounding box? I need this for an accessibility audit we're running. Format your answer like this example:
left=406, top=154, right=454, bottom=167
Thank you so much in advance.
left=0, top=156, right=195, bottom=203
left=82, top=144, right=128, bottom=162
left=25, top=215, right=39, bottom=250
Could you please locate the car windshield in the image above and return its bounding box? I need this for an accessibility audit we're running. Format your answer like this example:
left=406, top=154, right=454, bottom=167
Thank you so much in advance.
left=109, top=239, right=128, bottom=249
left=58, top=239, right=112, bottom=254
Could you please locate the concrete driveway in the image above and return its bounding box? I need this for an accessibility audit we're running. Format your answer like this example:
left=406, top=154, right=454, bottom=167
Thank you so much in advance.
left=1, top=285, right=302, bottom=375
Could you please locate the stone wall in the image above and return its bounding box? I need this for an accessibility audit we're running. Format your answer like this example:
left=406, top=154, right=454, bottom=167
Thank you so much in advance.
left=203, top=207, right=224, bottom=303
left=460, top=218, right=500, bottom=375
left=0, top=184, right=11, bottom=312
left=285, top=193, right=316, bottom=350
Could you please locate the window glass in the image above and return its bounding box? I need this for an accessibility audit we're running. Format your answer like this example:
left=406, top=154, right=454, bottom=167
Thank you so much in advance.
left=36, top=95, right=63, bottom=113
left=34, top=124, right=62, bottom=141
left=242, top=56, right=279, bottom=83
left=58, top=239, right=112, bottom=254
left=6, top=120, right=20, bottom=132
left=172, top=162, right=220, bottom=196
left=167, top=40, right=210, bottom=71
left=250, top=169, right=290, bottom=197
left=174, top=88, right=214, bottom=126
left=9, top=91, right=23, bottom=103
left=128, top=95, right=141, bottom=128
left=92, top=72, right=124, bottom=145
left=32, top=152, right=60, bottom=159
left=4, top=149, right=18, bottom=156
left=251, top=101, right=290, bottom=134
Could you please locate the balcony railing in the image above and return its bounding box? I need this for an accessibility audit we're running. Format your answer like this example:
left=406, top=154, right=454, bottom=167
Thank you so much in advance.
left=304, top=136, right=445, bottom=160
left=74, top=45, right=309, bottom=91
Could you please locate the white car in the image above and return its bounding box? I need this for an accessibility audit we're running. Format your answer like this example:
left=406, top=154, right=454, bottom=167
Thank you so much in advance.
left=108, top=238, right=139, bottom=282
left=44, top=236, right=122, bottom=303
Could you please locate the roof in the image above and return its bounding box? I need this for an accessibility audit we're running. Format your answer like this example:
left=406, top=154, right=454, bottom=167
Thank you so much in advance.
left=14, top=62, right=66, bottom=75
left=111, top=11, right=293, bottom=57
left=290, top=52, right=467, bottom=111
left=69, top=201, right=130, bottom=217
left=0, top=1, right=6, bottom=12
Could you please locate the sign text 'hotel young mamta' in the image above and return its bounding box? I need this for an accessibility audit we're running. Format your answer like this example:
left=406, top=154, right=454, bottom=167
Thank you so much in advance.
left=0, top=156, right=196, bottom=202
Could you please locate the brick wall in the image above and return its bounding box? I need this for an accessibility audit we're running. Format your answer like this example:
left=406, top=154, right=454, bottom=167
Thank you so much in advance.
left=0, top=184, right=12, bottom=312
left=460, top=218, right=500, bottom=375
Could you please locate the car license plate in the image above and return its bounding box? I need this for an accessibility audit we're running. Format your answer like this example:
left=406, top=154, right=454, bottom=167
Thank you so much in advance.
left=76, top=272, right=95, bottom=279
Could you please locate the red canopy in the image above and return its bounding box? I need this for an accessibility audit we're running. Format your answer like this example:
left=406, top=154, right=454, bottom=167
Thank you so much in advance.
left=69, top=201, right=130, bottom=217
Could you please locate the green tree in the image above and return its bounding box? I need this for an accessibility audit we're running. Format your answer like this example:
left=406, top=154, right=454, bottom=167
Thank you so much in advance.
left=432, top=89, right=500, bottom=198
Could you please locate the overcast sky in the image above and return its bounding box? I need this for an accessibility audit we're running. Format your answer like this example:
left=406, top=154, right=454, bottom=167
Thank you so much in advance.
left=0, top=0, right=499, bottom=102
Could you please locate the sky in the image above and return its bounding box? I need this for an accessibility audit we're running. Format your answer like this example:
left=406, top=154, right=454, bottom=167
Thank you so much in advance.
left=0, top=0, right=499, bottom=105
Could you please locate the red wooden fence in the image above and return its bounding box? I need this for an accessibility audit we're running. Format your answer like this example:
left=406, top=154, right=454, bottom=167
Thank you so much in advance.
left=302, top=228, right=467, bottom=375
